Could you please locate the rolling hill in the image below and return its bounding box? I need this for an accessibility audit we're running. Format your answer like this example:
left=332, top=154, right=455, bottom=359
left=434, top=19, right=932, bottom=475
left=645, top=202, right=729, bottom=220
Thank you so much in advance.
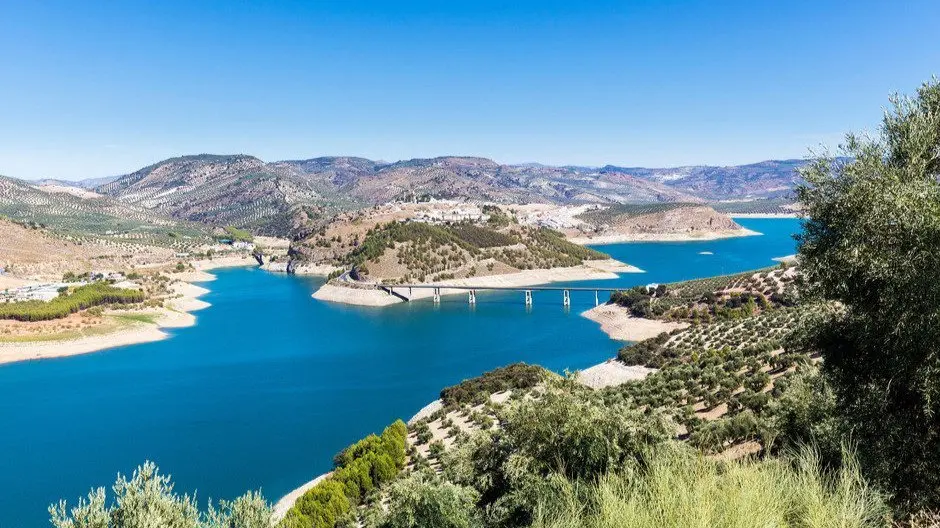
left=0, top=155, right=811, bottom=238
left=95, top=154, right=362, bottom=236
left=89, top=154, right=807, bottom=236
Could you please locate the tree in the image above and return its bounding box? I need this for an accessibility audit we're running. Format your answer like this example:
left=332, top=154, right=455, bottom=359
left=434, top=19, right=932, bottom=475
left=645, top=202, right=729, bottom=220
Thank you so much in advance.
left=796, top=79, right=940, bottom=512
left=377, top=472, right=479, bottom=528
left=205, top=492, right=272, bottom=528
left=50, top=462, right=271, bottom=528
left=443, top=382, right=672, bottom=527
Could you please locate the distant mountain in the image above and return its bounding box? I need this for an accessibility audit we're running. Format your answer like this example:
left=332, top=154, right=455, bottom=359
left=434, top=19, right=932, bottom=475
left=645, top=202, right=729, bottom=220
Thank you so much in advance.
left=36, top=175, right=121, bottom=189
left=603, top=159, right=808, bottom=200
left=87, top=154, right=809, bottom=236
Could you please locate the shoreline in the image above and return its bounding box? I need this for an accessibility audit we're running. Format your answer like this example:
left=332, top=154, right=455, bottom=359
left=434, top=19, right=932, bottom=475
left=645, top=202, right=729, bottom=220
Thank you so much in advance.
left=0, top=258, right=258, bottom=366
left=261, top=261, right=334, bottom=276
left=568, top=228, right=759, bottom=245
left=580, top=303, right=689, bottom=342
left=727, top=213, right=799, bottom=219
left=311, top=259, right=643, bottom=307
left=272, top=472, right=333, bottom=522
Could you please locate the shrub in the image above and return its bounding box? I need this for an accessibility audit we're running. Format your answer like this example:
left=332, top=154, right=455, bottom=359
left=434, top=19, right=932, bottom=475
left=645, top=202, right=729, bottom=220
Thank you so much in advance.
left=50, top=461, right=271, bottom=528
left=377, top=472, right=479, bottom=528
left=530, top=444, right=889, bottom=528
left=288, top=420, right=408, bottom=527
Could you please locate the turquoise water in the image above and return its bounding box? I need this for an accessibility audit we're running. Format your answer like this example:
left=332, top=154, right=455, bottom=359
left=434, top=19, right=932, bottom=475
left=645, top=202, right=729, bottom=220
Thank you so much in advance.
left=0, top=218, right=799, bottom=527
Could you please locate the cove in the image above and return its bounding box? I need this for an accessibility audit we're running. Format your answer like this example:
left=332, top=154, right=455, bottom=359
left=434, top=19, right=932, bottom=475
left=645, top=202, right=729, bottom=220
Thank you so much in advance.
left=0, top=218, right=800, bottom=527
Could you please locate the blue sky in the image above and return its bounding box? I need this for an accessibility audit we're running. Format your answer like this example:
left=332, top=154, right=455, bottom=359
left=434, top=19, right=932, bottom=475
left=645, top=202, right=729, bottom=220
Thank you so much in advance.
left=1, top=0, right=938, bottom=180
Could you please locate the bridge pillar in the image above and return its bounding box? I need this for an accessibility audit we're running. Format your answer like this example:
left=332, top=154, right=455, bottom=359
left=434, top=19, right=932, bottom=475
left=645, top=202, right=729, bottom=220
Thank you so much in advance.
left=524, top=290, right=532, bottom=306
left=563, top=289, right=570, bottom=307
left=468, top=289, right=476, bottom=304
left=433, top=288, right=440, bottom=303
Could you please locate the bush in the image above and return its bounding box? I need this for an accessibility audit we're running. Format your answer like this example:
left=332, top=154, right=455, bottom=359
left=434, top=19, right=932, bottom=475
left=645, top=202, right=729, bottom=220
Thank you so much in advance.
left=376, top=472, right=479, bottom=528
left=50, top=461, right=271, bottom=528
left=444, top=385, right=672, bottom=527
left=288, top=420, right=408, bottom=527
left=530, top=444, right=889, bottom=528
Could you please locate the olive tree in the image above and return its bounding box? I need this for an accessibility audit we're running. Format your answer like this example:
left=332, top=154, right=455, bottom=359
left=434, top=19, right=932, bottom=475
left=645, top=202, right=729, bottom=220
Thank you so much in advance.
left=375, top=472, right=479, bottom=528
left=50, top=462, right=272, bottom=528
left=796, top=79, right=940, bottom=511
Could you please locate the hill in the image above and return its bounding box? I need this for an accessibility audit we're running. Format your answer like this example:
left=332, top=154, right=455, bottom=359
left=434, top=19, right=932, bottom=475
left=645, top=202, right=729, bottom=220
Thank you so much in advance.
left=89, top=154, right=807, bottom=237
left=36, top=175, right=120, bottom=189
left=0, top=175, right=209, bottom=243
left=0, top=217, right=178, bottom=279
left=294, top=203, right=609, bottom=284
left=557, top=203, right=751, bottom=243
left=277, top=156, right=700, bottom=205
left=95, top=154, right=361, bottom=236
left=605, top=159, right=808, bottom=200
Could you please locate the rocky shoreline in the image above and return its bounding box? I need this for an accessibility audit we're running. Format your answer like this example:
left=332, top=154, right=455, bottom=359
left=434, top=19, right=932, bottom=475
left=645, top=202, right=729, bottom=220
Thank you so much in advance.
left=568, top=227, right=759, bottom=245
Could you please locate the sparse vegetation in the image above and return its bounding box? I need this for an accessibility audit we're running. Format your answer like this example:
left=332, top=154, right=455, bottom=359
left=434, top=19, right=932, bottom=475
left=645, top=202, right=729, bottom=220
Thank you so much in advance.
left=439, top=363, right=550, bottom=407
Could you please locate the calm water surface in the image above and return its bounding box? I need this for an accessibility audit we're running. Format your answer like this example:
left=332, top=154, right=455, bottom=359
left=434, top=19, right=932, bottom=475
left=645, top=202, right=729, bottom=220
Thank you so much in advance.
left=0, top=218, right=799, bottom=527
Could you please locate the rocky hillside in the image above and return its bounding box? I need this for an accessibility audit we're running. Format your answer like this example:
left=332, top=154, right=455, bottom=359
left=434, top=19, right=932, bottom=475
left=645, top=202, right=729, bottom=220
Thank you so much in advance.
left=276, top=156, right=700, bottom=205
left=570, top=203, right=748, bottom=241
left=95, top=155, right=361, bottom=236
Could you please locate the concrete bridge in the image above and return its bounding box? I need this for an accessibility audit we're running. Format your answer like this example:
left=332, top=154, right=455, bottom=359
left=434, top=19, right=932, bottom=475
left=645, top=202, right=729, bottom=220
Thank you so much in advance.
left=377, top=283, right=625, bottom=306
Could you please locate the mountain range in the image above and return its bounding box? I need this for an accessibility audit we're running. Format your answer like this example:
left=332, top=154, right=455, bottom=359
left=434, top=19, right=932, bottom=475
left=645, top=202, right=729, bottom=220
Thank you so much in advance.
left=5, top=155, right=807, bottom=237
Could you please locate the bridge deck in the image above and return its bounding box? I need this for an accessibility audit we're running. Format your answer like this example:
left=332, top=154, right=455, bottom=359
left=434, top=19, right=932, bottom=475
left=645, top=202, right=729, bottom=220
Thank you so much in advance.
left=379, top=284, right=627, bottom=292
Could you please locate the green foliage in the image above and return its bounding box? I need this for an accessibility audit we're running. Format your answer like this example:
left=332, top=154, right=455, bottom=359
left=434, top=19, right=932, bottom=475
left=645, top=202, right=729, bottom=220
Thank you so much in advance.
left=449, top=224, right=515, bottom=248
left=205, top=492, right=273, bottom=528
left=0, top=282, right=145, bottom=321
left=575, top=203, right=691, bottom=225
left=49, top=461, right=271, bottom=528
left=294, top=480, right=350, bottom=528
left=764, top=370, right=841, bottom=463
left=796, top=79, right=940, bottom=512
left=341, top=220, right=606, bottom=282
left=711, top=198, right=796, bottom=215
left=373, top=472, right=480, bottom=528
left=530, top=444, right=889, bottom=528
left=609, top=267, right=791, bottom=322
left=439, top=363, right=549, bottom=407
left=345, top=222, right=474, bottom=268
left=443, top=385, right=672, bottom=527
left=286, top=420, right=408, bottom=528
left=482, top=205, right=512, bottom=228
left=223, top=226, right=254, bottom=242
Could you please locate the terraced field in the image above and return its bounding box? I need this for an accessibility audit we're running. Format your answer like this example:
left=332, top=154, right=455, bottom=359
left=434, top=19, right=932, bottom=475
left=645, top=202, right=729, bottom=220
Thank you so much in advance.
left=0, top=176, right=212, bottom=252
left=711, top=198, right=799, bottom=215
left=575, top=202, right=693, bottom=224
left=408, top=268, right=820, bottom=471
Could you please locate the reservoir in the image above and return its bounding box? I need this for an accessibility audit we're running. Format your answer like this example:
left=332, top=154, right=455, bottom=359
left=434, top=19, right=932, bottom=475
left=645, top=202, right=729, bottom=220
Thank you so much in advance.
left=0, top=218, right=800, bottom=527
